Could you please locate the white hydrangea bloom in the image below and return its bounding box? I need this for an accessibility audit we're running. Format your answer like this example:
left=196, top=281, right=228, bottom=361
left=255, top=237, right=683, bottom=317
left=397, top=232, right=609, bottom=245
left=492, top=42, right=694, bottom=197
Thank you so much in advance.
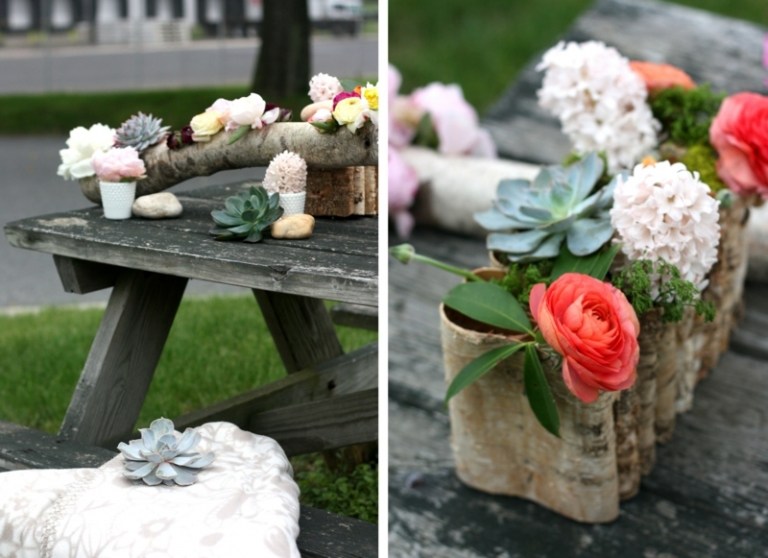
left=263, top=151, right=307, bottom=194
left=57, top=123, right=116, bottom=180
left=611, top=161, right=720, bottom=296
left=308, top=73, right=344, bottom=103
left=537, top=41, right=660, bottom=173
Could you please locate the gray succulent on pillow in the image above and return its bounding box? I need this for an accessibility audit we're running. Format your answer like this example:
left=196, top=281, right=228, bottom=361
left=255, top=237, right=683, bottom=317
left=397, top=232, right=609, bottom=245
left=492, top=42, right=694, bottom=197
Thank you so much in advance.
left=118, top=418, right=214, bottom=486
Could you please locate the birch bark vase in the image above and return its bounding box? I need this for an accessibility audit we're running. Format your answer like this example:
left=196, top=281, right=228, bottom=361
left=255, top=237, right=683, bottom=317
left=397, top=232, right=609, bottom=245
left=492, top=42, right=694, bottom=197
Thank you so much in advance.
left=699, top=195, right=751, bottom=376
left=439, top=304, right=621, bottom=523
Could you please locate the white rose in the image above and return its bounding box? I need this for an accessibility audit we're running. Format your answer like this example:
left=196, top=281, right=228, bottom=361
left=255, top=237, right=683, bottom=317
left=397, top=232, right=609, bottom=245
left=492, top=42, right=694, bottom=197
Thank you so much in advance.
left=228, top=93, right=268, bottom=129
left=57, top=123, right=115, bottom=180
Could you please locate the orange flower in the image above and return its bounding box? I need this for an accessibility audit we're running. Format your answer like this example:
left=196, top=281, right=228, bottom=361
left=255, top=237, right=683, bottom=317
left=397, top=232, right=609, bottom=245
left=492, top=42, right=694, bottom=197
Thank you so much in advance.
left=530, top=273, right=640, bottom=403
left=629, top=61, right=695, bottom=94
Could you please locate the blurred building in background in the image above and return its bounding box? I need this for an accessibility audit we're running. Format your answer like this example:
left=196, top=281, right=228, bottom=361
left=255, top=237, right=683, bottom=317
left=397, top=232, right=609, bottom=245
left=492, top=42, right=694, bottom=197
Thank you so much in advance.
left=0, top=0, right=363, bottom=43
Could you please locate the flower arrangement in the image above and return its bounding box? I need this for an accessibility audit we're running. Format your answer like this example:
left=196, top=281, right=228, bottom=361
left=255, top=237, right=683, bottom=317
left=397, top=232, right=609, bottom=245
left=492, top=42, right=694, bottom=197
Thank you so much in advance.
left=392, top=150, right=718, bottom=435
left=389, top=64, right=498, bottom=238
left=168, top=93, right=291, bottom=148
left=304, top=72, right=379, bottom=134
left=58, top=114, right=167, bottom=183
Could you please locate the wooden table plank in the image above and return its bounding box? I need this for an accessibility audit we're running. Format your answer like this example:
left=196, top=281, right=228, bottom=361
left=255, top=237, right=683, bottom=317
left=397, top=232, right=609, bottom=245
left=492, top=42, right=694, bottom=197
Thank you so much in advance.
left=5, top=205, right=377, bottom=305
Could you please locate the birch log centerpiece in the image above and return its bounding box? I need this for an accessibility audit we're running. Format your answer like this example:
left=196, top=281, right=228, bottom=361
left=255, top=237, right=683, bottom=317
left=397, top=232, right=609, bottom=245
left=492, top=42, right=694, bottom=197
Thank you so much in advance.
left=78, top=123, right=379, bottom=217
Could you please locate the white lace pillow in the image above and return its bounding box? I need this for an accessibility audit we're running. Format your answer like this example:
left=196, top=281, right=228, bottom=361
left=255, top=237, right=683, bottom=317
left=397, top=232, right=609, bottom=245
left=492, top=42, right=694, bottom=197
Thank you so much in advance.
left=0, top=422, right=301, bottom=558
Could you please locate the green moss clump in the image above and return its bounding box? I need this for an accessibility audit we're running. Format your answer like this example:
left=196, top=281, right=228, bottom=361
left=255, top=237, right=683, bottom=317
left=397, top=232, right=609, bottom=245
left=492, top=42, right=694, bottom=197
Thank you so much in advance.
left=496, top=260, right=554, bottom=304
left=680, top=144, right=726, bottom=193
left=648, top=85, right=725, bottom=147
left=612, top=260, right=715, bottom=322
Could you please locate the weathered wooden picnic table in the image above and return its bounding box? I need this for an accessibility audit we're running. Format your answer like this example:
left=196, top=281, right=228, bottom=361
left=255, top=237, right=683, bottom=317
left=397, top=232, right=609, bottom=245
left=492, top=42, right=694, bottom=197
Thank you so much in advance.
left=2, top=181, right=378, bottom=557
left=389, top=0, right=768, bottom=556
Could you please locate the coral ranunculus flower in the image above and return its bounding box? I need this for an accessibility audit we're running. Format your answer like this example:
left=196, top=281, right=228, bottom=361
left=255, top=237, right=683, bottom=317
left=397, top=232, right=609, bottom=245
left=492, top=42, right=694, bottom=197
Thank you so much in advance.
left=530, top=273, right=640, bottom=403
left=710, top=92, right=768, bottom=198
left=629, top=61, right=696, bottom=93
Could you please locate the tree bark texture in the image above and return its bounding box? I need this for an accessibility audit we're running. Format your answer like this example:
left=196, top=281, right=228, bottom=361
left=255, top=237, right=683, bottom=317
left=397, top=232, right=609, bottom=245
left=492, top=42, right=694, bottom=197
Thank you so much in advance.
left=252, top=0, right=310, bottom=99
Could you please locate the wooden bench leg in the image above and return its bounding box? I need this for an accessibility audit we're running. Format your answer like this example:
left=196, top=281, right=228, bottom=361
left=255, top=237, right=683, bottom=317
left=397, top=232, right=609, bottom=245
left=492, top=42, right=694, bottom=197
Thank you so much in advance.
left=253, top=290, right=344, bottom=373
left=58, top=269, right=188, bottom=448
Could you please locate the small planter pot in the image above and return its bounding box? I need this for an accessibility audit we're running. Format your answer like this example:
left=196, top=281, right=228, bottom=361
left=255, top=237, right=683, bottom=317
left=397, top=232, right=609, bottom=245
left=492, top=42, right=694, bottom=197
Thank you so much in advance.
left=279, top=192, right=307, bottom=216
left=99, top=181, right=136, bottom=220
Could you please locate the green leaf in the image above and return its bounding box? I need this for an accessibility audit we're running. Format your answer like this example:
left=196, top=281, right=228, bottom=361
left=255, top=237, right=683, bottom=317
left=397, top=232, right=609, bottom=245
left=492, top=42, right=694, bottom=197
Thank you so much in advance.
left=443, top=282, right=532, bottom=333
left=412, top=113, right=439, bottom=150
left=523, top=345, right=560, bottom=437
left=244, top=229, right=264, bottom=243
left=445, top=343, right=527, bottom=402
left=224, top=195, right=245, bottom=215
left=227, top=124, right=250, bottom=145
left=311, top=121, right=340, bottom=133
left=210, top=210, right=242, bottom=227
left=551, top=243, right=621, bottom=281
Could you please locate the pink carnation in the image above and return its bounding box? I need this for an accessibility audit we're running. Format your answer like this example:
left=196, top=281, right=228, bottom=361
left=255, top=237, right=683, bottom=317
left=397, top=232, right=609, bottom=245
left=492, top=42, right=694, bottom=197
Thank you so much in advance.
left=92, top=147, right=146, bottom=182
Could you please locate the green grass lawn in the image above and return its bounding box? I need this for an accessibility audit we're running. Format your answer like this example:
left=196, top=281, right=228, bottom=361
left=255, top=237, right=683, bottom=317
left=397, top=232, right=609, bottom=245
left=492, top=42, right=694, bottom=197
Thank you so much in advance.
left=0, top=295, right=378, bottom=521
left=390, top=0, right=766, bottom=113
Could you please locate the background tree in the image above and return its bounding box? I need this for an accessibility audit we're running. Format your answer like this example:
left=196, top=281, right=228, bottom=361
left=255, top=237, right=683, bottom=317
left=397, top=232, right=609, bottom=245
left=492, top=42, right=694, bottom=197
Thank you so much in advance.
left=251, top=0, right=311, bottom=100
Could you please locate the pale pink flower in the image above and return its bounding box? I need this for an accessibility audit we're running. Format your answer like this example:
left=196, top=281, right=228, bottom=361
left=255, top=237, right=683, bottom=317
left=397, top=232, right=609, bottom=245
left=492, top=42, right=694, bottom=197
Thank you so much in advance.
left=92, top=147, right=146, bottom=182
left=410, top=82, right=497, bottom=157
left=308, top=73, right=344, bottom=103
left=389, top=149, right=420, bottom=238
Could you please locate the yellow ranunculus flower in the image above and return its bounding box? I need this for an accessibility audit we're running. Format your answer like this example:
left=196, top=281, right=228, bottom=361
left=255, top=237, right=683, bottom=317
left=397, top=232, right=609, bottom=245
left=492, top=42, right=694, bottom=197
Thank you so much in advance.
left=332, top=97, right=364, bottom=126
left=190, top=110, right=224, bottom=141
left=361, top=85, right=378, bottom=111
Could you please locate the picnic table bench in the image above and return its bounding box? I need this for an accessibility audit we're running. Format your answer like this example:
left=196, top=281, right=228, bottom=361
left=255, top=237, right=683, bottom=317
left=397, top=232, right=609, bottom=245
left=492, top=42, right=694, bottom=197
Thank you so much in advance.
left=3, top=181, right=379, bottom=557
left=389, top=0, right=768, bottom=556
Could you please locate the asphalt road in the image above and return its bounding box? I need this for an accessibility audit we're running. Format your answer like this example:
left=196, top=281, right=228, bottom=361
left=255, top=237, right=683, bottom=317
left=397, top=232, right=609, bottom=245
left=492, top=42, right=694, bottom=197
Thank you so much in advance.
left=0, top=35, right=378, bottom=93
left=0, top=34, right=378, bottom=310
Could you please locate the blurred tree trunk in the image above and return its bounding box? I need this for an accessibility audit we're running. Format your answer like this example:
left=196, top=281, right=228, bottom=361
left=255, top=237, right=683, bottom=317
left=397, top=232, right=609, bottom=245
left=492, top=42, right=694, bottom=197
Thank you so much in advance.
left=251, top=0, right=310, bottom=101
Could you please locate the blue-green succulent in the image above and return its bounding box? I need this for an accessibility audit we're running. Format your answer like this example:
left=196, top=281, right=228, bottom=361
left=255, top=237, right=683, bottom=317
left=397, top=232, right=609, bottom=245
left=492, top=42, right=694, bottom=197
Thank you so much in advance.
left=210, top=185, right=284, bottom=242
left=474, top=153, right=622, bottom=263
left=118, top=418, right=214, bottom=486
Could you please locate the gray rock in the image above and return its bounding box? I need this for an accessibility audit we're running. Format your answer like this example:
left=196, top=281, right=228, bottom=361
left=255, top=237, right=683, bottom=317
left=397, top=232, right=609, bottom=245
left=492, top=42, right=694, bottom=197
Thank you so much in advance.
left=132, top=192, right=183, bottom=219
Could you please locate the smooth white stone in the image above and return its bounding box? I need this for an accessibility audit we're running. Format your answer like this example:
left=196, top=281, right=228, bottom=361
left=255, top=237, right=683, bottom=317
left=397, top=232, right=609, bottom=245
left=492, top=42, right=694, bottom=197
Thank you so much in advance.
left=132, top=192, right=183, bottom=219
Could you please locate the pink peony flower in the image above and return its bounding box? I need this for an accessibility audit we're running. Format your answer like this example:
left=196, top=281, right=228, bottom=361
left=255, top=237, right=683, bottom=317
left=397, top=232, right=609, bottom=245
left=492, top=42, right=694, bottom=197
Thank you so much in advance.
left=389, top=65, right=418, bottom=148
left=388, top=149, right=420, bottom=238
left=410, top=82, right=497, bottom=157
left=92, top=147, right=146, bottom=182
left=709, top=92, right=768, bottom=198
left=530, top=273, right=640, bottom=403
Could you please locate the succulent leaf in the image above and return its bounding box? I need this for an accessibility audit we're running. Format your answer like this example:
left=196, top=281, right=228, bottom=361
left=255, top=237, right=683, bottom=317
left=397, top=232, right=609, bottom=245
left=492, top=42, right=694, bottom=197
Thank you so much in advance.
left=476, top=153, right=615, bottom=262
left=115, top=112, right=170, bottom=152
left=118, top=418, right=214, bottom=487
